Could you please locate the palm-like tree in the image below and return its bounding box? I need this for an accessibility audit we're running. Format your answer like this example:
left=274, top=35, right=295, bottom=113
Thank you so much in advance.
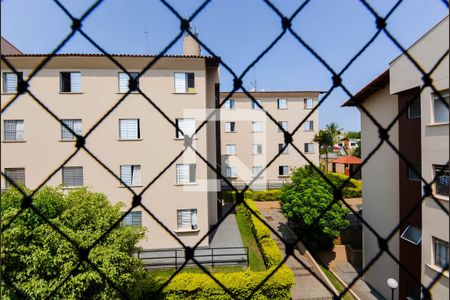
left=314, top=122, right=342, bottom=171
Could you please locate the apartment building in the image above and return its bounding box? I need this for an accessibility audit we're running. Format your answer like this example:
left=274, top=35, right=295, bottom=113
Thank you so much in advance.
left=219, top=91, right=320, bottom=189
left=1, top=35, right=221, bottom=250
left=343, top=17, right=449, bottom=300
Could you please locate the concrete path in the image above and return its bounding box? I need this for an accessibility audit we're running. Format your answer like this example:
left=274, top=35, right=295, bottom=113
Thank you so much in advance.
left=255, top=202, right=334, bottom=300
left=209, top=204, right=244, bottom=248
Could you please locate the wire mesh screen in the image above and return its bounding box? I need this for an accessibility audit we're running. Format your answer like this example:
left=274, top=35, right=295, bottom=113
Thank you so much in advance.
left=1, top=0, right=449, bottom=299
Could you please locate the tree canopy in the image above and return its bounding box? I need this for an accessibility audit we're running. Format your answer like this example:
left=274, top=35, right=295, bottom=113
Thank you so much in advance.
left=1, top=186, right=146, bottom=299
left=314, top=122, right=343, bottom=171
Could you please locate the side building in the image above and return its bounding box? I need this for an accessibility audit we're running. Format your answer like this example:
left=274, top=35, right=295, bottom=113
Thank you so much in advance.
left=1, top=39, right=221, bottom=250
left=219, top=91, right=320, bottom=190
left=343, top=16, right=449, bottom=300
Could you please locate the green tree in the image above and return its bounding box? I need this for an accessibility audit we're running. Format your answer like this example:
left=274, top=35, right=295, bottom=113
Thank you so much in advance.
left=314, top=122, right=343, bottom=171
left=352, top=141, right=361, bottom=158
left=1, top=186, right=146, bottom=299
left=344, top=131, right=361, bottom=139
left=280, top=168, right=349, bottom=251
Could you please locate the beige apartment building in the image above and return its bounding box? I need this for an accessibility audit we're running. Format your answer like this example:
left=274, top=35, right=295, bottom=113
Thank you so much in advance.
left=1, top=37, right=222, bottom=250
left=344, top=16, right=449, bottom=300
left=220, top=91, right=320, bottom=189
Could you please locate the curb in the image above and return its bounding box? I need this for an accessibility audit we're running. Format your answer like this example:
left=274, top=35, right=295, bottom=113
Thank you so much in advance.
left=327, top=267, right=362, bottom=300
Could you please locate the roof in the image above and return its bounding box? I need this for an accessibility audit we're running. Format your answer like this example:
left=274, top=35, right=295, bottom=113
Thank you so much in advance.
left=1, top=37, right=22, bottom=55
left=2, top=53, right=216, bottom=59
left=330, top=155, right=362, bottom=165
left=220, top=91, right=324, bottom=98
left=342, top=70, right=389, bottom=107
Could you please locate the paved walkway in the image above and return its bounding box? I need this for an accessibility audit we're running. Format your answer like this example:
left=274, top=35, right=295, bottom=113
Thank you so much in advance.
left=209, top=205, right=244, bottom=249
left=255, top=202, right=334, bottom=300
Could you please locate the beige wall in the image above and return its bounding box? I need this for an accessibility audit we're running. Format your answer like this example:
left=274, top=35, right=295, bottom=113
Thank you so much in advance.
left=1, top=56, right=219, bottom=250
left=220, top=92, right=320, bottom=188
left=390, top=16, right=449, bottom=299
left=359, top=86, right=400, bottom=298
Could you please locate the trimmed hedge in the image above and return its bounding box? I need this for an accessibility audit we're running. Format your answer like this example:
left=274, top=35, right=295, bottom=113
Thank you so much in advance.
left=326, top=173, right=362, bottom=198
left=259, top=238, right=283, bottom=268
left=222, top=190, right=281, bottom=202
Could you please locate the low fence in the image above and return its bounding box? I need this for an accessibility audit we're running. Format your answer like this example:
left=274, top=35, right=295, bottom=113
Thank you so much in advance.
left=138, top=246, right=249, bottom=269
left=221, top=179, right=289, bottom=191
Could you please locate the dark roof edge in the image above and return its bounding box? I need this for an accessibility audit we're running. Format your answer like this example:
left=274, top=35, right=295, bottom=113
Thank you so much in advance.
left=342, top=70, right=389, bottom=107
left=2, top=53, right=220, bottom=60
left=220, top=90, right=326, bottom=94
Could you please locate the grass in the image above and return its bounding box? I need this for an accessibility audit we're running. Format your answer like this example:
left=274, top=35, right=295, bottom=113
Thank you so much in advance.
left=235, top=210, right=266, bottom=271
left=319, top=264, right=355, bottom=300
left=148, top=265, right=245, bottom=277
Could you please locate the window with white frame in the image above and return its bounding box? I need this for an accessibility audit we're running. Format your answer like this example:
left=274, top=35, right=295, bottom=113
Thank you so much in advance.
left=61, top=119, right=82, bottom=140
left=407, top=96, right=421, bottom=118
left=3, top=72, right=23, bottom=93
left=4, top=168, right=25, bottom=188
left=119, top=119, right=140, bottom=140
left=251, top=99, right=262, bottom=110
left=120, top=165, right=141, bottom=186
left=278, top=121, right=288, bottom=132
left=176, top=118, right=195, bottom=138
left=174, top=72, right=195, bottom=93
left=62, top=166, right=83, bottom=187
left=226, top=166, right=237, bottom=178
left=225, top=144, right=236, bottom=155
left=60, top=72, right=81, bottom=93
left=118, top=72, right=139, bottom=93
left=123, top=211, right=142, bottom=226
left=278, top=143, right=288, bottom=154
left=253, top=166, right=263, bottom=178
left=252, top=143, right=263, bottom=155
left=433, top=91, right=449, bottom=123
left=177, top=209, right=198, bottom=230
left=304, top=98, right=314, bottom=109
left=224, top=122, right=236, bottom=132
left=176, top=164, right=196, bottom=184
left=304, top=120, right=314, bottom=131
left=224, top=99, right=235, bottom=109
left=277, top=98, right=287, bottom=109
left=252, top=121, right=262, bottom=132
left=279, top=165, right=289, bottom=176
left=3, top=120, right=24, bottom=141
left=304, top=143, right=315, bottom=153
left=433, top=237, right=449, bottom=268
left=434, top=165, right=449, bottom=197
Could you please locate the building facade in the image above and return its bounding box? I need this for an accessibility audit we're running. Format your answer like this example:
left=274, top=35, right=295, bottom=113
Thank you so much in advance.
left=219, top=91, right=320, bottom=190
left=343, top=16, right=449, bottom=300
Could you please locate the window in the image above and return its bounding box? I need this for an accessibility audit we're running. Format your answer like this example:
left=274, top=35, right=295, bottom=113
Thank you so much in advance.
left=279, top=165, right=289, bottom=176
left=224, top=99, right=235, bottom=109
left=253, top=166, right=263, bottom=178
left=277, top=98, right=287, bottom=109
left=251, top=99, right=262, bottom=110
left=60, top=72, right=81, bottom=93
left=304, top=143, right=315, bottom=153
left=400, top=225, right=422, bottom=245
left=3, top=72, right=23, bottom=93
left=177, top=209, right=198, bottom=230
left=408, top=163, right=421, bottom=181
left=252, top=144, right=263, bottom=155
left=304, top=98, right=314, bottom=109
left=3, top=120, right=24, bottom=141
left=434, top=238, right=449, bottom=268
left=226, top=167, right=237, bottom=178
left=62, top=166, right=83, bottom=187
left=61, top=119, right=82, bottom=140
left=224, top=122, right=236, bottom=132
left=119, top=119, right=140, bottom=140
left=118, top=72, right=139, bottom=93
left=433, top=91, right=449, bottom=123
left=176, top=164, right=196, bottom=184
left=434, top=165, right=449, bottom=197
left=278, top=121, right=288, bottom=132
left=304, top=121, right=314, bottom=131
left=252, top=121, right=262, bottom=132
left=123, top=211, right=142, bottom=226
left=174, top=72, right=195, bottom=93
left=4, top=168, right=25, bottom=188
left=120, top=165, right=141, bottom=186
left=278, top=143, right=288, bottom=154
left=350, top=142, right=357, bottom=147
left=407, top=96, right=421, bottom=118
left=225, top=144, right=236, bottom=155
left=176, top=118, right=195, bottom=138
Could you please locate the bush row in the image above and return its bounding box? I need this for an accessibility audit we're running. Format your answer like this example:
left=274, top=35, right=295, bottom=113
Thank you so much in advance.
left=222, top=190, right=281, bottom=202
left=326, top=173, right=362, bottom=198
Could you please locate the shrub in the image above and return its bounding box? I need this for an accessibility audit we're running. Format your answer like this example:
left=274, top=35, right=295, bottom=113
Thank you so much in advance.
left=259, top=238, right=283, bottom=267
left=250, top=190, right=281, bottom=201
left=251, top=214, right=271, bottom=241
left=326, top=172, right=362, bottom=198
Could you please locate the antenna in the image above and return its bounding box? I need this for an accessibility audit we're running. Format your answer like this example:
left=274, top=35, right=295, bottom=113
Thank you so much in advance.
left=250, top=66, right=257, bottom=92
left=144, top=27, right=149, bottom=54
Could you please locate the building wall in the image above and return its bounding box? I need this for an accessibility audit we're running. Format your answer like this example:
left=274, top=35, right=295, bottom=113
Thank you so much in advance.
left=219, top=92, right=320, bottom=188
left=359, top=86, right=400, bottom=299
left=1, top=56, right=219, bottom=250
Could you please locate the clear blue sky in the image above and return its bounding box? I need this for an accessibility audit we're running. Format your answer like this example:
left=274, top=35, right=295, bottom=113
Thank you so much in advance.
left=2, top=0, right=448, bottom=131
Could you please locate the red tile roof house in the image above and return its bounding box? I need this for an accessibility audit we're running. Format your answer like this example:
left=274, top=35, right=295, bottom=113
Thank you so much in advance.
left=330, top=155, right=362, bottom=178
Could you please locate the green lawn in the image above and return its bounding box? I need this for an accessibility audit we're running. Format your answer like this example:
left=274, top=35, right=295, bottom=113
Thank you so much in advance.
left=319, top=265, right=355, bottom=300
left=235, top=211, right=266, bottom=271
left=148, top=265, right=245, bottom=277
